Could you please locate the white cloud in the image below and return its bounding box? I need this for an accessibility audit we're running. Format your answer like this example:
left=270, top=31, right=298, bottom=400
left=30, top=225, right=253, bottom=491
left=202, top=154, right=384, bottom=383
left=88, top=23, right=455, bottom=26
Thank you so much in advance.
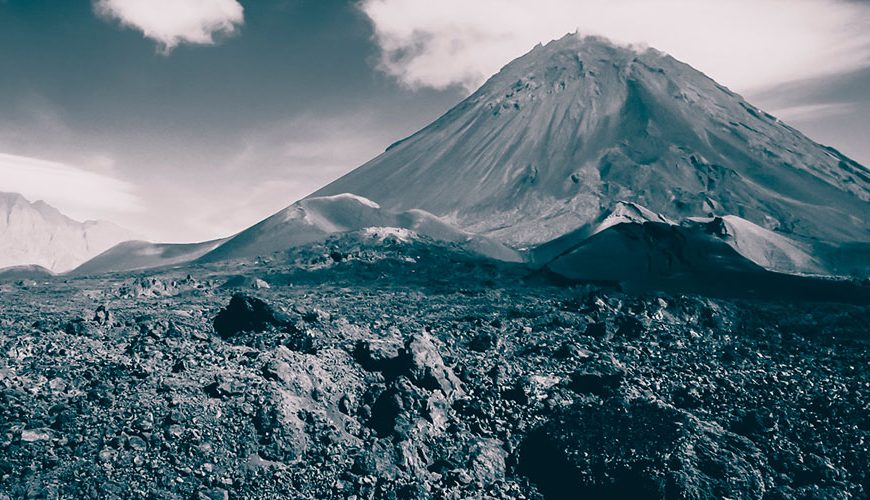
left=769, top=102, right=853, bottom=122
left=360, top=0, right=870, bottom=92
left=94, top=0, right=244, bottom=52
left=0, top=153, right=142, bottom=222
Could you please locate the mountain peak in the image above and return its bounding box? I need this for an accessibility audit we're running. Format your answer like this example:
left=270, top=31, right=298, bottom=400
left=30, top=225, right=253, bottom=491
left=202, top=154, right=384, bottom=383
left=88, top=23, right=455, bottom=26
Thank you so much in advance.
left=313, top=37, right=869, bottom=248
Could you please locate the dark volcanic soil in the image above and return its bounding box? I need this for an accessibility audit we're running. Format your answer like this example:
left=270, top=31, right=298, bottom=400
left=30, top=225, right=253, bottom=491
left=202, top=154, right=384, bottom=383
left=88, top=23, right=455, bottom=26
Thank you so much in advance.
left=0, top=243, right=867, bottom=499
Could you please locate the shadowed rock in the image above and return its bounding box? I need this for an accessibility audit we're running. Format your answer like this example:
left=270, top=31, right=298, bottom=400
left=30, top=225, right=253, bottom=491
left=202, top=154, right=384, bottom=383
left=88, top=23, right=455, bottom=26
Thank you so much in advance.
left=213, top=293, right=293, bottom=339
left=519, top=398, right=765, bottom=499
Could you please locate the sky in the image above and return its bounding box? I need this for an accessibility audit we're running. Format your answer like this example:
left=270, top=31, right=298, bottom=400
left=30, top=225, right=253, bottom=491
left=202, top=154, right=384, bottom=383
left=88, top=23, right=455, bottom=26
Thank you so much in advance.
left=1, top=0, right=868, bottom=242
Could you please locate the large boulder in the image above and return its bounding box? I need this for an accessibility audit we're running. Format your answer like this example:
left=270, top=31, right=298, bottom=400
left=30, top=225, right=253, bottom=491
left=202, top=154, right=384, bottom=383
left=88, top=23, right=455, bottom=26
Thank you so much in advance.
left=213, top=293, right=293, bottom=338
left=519, top=398, right=766, bottom=499
left=404, top=332, right=464, bottom=397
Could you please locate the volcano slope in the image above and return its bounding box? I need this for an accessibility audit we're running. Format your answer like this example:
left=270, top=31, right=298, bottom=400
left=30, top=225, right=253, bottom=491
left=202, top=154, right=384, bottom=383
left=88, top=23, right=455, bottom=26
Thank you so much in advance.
left=0, top=234, right=868, bottom=499
left=313, top=34, right=869, bottom=258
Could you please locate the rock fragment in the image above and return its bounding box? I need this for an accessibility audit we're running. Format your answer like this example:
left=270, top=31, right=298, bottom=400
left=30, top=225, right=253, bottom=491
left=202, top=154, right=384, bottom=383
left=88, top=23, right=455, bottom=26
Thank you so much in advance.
left=212, top=293, right=293, bottom=338
left=567, top=359, right=625, bottom=396
left=20, top=429, right=51, bottom=442
left=354, top=337, right=404, bottom=375
left=404, top=332, right=463, bottom=397
left=519, top=399, right=765, bottom=499
left=198, top=488, right=229, bottom=500
left=92, top=305, right=112, bottom=325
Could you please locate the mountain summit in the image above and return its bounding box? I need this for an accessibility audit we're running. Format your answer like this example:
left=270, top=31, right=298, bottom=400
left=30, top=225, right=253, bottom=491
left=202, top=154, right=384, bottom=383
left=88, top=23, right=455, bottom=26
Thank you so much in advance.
left=312, top=34, right=869, bottom=249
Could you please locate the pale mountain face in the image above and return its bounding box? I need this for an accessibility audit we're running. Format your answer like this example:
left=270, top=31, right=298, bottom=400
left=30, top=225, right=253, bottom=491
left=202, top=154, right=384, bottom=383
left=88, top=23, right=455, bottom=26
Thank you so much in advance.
left=0, top=192, right=136, bottom=273
left=312, top=34, right=870, bottom=248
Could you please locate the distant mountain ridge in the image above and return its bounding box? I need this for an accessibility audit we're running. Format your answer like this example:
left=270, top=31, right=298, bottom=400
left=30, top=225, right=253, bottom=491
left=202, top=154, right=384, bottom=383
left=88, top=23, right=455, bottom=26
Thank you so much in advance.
left=0, top=192, right=135, bottom=273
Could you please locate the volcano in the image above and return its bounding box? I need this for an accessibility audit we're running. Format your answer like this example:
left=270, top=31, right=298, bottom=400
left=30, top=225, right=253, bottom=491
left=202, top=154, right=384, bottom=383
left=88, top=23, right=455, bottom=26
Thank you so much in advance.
left=312, top=34, right=869, bottom=255
left=73, top=34, right=869, bottom=282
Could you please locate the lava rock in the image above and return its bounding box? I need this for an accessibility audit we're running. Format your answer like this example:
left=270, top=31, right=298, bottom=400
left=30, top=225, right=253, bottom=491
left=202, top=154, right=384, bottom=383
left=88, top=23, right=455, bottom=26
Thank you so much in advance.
left=198, top=488, right=229, bottom=500
left=213, top=293, right=293, bottom=339
left=469, top=330, right=501, bottom=352
left=583, top=321, right=611, bottom=338
left=465, top=438, right=508, bottom=485
left=20, top=429, right=51, bottom=443
left=64, top=318, right=90, bottom=335
left=354, top=337, right=404, bottom=376
left=220, top=275, right=271, bottom=290
left=404, top=332, right=464, bottom=397
left=519, top=398, right=765, bottom=499
left=615, top=315, right=645, bottom=339
left=203, top=380, right=244, bottom=399
left=92, top=305, right=113, bottom=326
left=567, top=359, right=625, bottom=396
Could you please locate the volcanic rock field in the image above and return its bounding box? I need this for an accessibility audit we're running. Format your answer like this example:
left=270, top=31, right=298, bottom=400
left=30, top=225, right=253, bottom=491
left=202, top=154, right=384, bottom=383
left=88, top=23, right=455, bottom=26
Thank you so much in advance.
left=1, top=239, right=867, bottom=499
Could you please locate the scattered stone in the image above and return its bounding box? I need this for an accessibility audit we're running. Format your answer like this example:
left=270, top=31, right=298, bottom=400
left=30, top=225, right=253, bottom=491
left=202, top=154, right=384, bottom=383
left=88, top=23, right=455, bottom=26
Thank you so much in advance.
left=203, top=380, right=244, bottom=399
left=92, top=305, right=112, bottom=325
left=261, top=360, right=293, bottom=384
left=20, top=429, right=51, bottom=442
left=172, top=359, right=188, bottom=373
left=616, top=315, right=646, bottom=339
left=555, top=343, right=593, bottom=360
left=354, top=337, right=404, bottom=375
left=404, top=332, right=463, bottom=396
left=198, top=488, right=229, bottom=500
left=519, top=399, right=765, bottom=499
left=567, top=359, right=625, bottom=396
left=583, top=321, right=610, bottom=338
left=127, top=436, right=148, bottom=451
left=466, top=438, right=507, bottom=485
left=0, top=266, right=865, bottom=499
left=469, top=330, right=501, bottom=351
left=220, top=275, right=271, bottom=290
left=285, top=328, right=316, bottom=354
left=64, top=318, right=89, bottom=336
left=296, top=306, right=330, bottom=323
left=212, top=293, right=293, bottom=339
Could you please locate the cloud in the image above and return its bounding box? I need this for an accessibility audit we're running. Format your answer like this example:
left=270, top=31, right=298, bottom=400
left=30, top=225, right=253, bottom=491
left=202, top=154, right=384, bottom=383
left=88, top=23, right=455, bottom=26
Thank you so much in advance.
left=359, top=0, right=870, bottom=92
left=0, top=153, right=142, bottom=222
left=768, top=102, right=853, bottom=122
left=94, top=0, right=244, bottom=52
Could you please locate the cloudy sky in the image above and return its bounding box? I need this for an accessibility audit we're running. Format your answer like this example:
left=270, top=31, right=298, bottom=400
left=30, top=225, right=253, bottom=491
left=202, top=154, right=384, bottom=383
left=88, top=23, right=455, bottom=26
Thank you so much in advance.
left=1, top=0, right=869, bottom=242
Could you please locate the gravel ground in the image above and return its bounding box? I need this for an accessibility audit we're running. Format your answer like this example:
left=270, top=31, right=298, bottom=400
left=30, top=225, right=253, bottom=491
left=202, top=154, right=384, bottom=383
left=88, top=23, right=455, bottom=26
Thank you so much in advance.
left=0, top=240, right=867, bottom=499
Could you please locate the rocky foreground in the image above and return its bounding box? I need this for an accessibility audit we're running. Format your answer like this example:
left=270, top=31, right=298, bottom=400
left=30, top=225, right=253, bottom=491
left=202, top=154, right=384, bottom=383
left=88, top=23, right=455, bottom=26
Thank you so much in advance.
left=0, top=243, right=867, bottom=499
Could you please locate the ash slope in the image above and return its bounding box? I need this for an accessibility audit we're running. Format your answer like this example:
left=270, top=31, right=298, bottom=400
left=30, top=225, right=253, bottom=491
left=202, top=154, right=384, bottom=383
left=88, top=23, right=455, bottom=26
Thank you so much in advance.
left=533, top=202, right=831, bottom=277
left=197, top=194, right=522, bottom=264
left=0, top=192, right=135, bottom=273
left=71, top=238, right=228, bottom=276
left=312, top=34, right=869, bottom=248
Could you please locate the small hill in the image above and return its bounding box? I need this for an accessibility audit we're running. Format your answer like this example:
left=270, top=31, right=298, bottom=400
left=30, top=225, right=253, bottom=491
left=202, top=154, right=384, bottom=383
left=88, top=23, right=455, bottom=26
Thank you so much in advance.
left=0, top=264, right=55, bottom=281
left=72, top=238, right=228, bottom=276
left=198, top=194, right=522, bottom=264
